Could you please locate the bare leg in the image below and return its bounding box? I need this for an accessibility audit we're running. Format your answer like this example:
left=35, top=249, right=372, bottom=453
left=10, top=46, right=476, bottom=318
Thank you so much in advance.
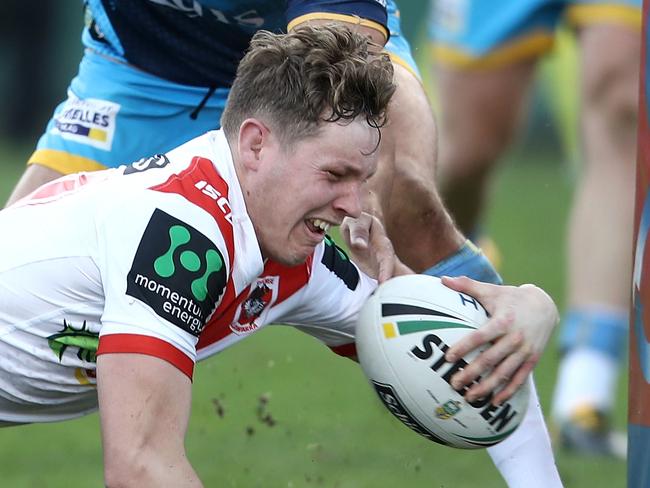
left=435, top=60, right=538, bottom=235
left=371, top=63, right=465, bottom=272
left=430, top=59, right=562, bottom=486
left=552, top=23, right=639, bottom=456
left=569, top=23, right=638, bottom=310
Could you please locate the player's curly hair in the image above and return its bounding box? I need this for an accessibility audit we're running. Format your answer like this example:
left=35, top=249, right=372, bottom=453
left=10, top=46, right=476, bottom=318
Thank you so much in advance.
left=221, top=23, right=395, bottom=151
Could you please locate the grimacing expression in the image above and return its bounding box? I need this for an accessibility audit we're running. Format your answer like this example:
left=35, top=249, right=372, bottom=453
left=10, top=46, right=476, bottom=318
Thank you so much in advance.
left=249, top=119, right=380, bottom=266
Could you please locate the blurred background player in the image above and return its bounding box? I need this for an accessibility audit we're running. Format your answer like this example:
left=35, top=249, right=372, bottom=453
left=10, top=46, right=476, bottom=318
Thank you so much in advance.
left=429, top=0, right=640, bottom=456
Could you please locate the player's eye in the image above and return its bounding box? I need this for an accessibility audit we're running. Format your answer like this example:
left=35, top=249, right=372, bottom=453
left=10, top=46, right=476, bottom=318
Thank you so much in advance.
left=326, top=170, right=343, bottom=181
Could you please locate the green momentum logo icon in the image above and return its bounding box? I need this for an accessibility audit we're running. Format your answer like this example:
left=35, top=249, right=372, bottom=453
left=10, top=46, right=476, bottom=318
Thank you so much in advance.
left=127, top=209, right=227, bottom=336
left=154, top=224, right=224, bottom=302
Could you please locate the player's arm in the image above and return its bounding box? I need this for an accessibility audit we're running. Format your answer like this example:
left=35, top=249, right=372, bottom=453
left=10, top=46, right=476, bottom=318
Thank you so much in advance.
left=4, top=164, right=64, bottom=207
left=97, top=352, right=202, bottom=487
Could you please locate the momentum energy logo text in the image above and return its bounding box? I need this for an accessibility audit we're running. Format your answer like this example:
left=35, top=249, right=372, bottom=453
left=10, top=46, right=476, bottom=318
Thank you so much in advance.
left=128, top=209, right=226, bottom=336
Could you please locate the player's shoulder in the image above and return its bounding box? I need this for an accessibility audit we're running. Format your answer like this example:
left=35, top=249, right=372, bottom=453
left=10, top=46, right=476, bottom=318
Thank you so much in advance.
left=119, top=131, right=234, bottom=215
left=97, top=131, right=237, bottom=250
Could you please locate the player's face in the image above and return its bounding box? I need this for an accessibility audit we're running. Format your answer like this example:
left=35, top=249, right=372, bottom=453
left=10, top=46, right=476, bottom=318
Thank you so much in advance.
left=252, top=119, right=379, bottom=266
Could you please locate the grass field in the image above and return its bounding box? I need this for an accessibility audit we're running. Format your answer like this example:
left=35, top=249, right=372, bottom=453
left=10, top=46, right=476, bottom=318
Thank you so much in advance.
left=0, top=143, right=627, bottom=487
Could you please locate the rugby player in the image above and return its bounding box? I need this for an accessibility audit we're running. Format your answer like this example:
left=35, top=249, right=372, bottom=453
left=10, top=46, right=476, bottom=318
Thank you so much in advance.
left=0, top=25, right=562, bottom=487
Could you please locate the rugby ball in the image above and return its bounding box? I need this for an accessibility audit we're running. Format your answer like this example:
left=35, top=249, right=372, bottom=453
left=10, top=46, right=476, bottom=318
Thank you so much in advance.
left=355, top=274, right=529, bottom=449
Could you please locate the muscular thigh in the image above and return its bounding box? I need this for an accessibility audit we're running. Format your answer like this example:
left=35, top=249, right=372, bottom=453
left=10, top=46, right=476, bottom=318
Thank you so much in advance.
left=430, top=0, right=554, bottom=175
left=578, top=22, right=640, bottom=112
left=573, top=0, right=641, bottom=96
left=370, top=0, right=428, bottom=203
left=574, top=2, right=641, bottom=163
left=435, top=61, right=537, bottom=181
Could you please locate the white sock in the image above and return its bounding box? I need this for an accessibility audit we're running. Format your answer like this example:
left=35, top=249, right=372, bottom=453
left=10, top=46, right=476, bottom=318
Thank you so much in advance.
left=551, top=347, right=619, bottom=421
left=487, top=377, right=563, bottom=487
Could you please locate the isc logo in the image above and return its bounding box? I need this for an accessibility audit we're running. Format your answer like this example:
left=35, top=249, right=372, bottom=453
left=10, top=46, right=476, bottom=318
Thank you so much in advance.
left=195, top=180, right=233, bottom=224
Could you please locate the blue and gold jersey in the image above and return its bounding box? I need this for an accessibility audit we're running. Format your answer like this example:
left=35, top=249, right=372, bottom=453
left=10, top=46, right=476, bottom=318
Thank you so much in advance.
left=84, top=0, right=388, bottom=87
left=31, top=0, right=416, bottom=175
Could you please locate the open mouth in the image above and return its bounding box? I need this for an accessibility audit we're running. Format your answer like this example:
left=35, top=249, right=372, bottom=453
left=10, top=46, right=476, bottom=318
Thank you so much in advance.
left=306, top=218, right=332, bottom=235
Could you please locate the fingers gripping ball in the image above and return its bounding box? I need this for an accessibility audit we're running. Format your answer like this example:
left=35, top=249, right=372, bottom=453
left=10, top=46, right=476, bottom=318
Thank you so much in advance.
left=355, top=275, right=529, bottom=449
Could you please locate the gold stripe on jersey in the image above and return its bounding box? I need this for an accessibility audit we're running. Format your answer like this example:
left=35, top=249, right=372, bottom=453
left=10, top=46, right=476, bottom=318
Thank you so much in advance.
left=27, top=149, right=107, bottom=175
left=566, top=4, right=641, bottom=30
left=387, top=52, right=420, bottom=81
left=287, top=13, right=388, bottom=43
left=432, top=31, right=554, bottom=70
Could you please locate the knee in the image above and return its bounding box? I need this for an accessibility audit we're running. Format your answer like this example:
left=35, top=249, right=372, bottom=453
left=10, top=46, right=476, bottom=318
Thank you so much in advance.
left=438, top=136, right=507, bottom=191
left=389, top=64, right=513, bottom=182
left=390, top=161, right=445, bottom=221
left=582, top=54, right=639, bottom=138
left=392, top=162, right=435, bottom=201
left=438, top=109, right=517, bottom=184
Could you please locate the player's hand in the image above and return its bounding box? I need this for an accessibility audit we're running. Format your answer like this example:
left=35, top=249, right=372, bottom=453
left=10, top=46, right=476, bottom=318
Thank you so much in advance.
left=440, top=276, right=559, bottom=405
left=341, top=212, right=411, bottom=283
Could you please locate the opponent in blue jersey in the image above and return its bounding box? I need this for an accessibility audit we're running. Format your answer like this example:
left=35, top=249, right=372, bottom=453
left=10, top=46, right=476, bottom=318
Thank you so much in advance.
left=20, top=0, right=391, bottom=173
left=429, top=0, right=640, bottom=457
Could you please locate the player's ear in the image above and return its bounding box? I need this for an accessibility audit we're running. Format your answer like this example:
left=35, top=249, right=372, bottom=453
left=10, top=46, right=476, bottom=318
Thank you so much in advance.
left=238, top=118, right=270, bottom=171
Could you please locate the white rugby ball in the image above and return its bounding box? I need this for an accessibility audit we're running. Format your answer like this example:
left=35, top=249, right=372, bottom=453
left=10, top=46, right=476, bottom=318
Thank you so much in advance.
left=355, top=274, right=529, bottom=449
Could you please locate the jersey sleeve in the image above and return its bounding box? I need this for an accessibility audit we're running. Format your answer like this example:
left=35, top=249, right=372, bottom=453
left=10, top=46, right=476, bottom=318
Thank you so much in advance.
left=272, top=237, right=377, bottom=357
left=286, top=0, right=389, bottom=42
left=94, top=179, right=230, bottom=380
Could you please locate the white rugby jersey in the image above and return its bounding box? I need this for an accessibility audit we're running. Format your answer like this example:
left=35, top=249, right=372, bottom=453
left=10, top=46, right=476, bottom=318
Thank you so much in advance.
left=0, top=130, right=375, bottom=423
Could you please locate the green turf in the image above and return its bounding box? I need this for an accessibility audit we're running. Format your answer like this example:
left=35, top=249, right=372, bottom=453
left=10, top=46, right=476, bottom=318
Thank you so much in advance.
left=0, top=147, right=626, bottom=487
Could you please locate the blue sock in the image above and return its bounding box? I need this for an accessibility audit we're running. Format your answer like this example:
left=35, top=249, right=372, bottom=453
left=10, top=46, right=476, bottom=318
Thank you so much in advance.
left=423, top=240, right=502, bottom=285
left=558, top=308, right=628, bottom=361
